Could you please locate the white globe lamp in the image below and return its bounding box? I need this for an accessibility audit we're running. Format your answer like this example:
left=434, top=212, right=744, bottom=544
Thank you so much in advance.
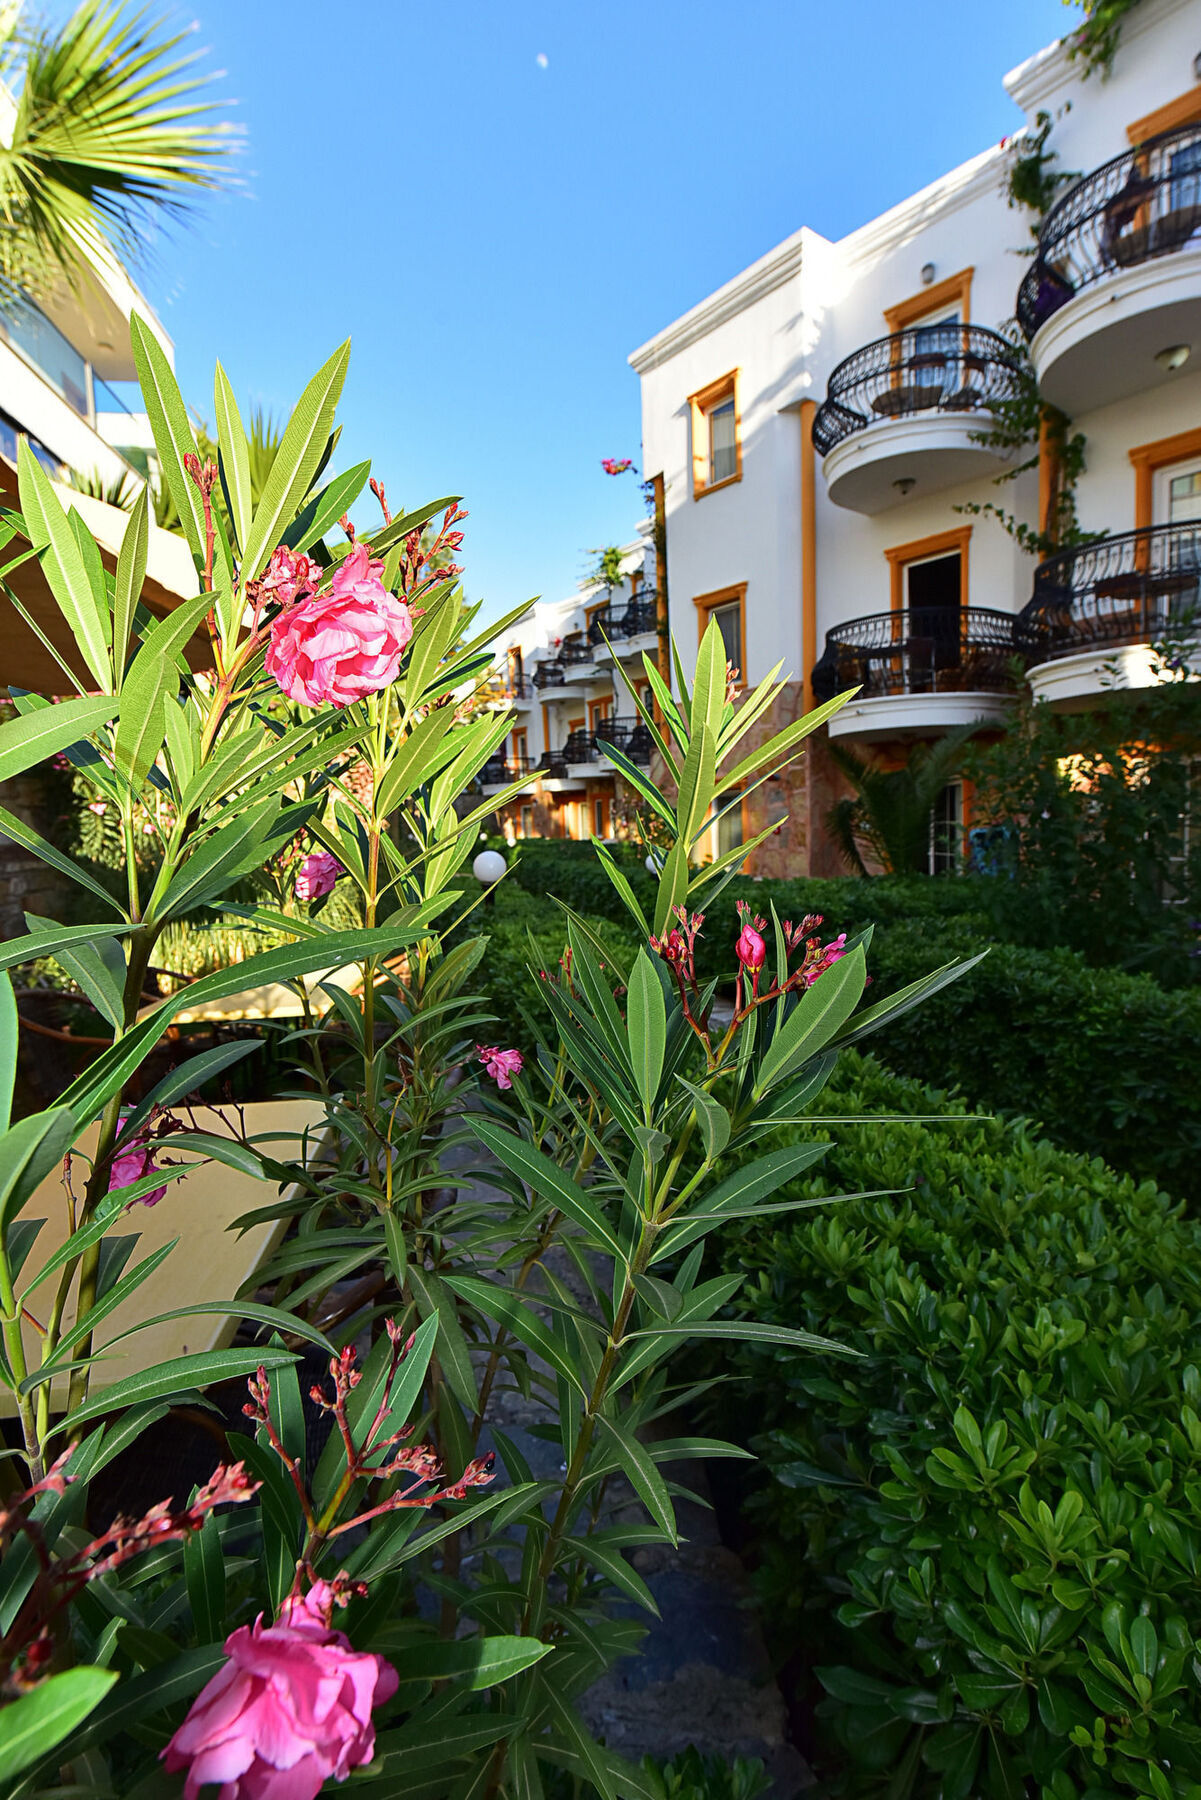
left=473, top=850, right=508, bottom=886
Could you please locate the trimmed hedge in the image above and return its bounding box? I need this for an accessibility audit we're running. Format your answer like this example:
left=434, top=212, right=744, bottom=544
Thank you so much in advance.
left=713, top=1051, right=1201, bottom=1798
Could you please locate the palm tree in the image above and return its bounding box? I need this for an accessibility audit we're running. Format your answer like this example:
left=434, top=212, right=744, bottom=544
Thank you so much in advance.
left=826, top=725, right=980, bottom=876
left=0, top=0, right=233, bottom=305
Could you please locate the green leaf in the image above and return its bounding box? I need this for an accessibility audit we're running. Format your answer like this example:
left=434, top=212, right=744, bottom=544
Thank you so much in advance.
left=39, top=1644, right=225, bottom=1762
left=17, top=441, right=111, bottom=690
left=627, top=1319, right=857, bottom=1356
left=674, top=1077, right=730, bottom=1162
left=183, top=1507, right=225, bottom=1645
left=444, top=1273, right=587, bottom=1395
left=130, top=313, right=208, bottom=569
left=0, top=1666, right=119, bottom=1778
left=754, top=945, right=867, bottom=1096
left=146, top=797, right=293, bottom=923
left=406, top=1265, right=478, bottom=1412
left=563, top=1530, right=659, bottom=1614
left=119, top=1039, right=262, bottom=1135
left=470, top=1119, right=627, bottom=1264
left=595, top=1414, right=677, bottom=1544
left=0, top=1107, right=75, bottom=1233
left=241, top=342, right=351, bottom=582
left=282, top=460, right=371, bottom=556
left=0, top=693, right=116, bottom=783
left=0, top=808, right=125, bottom=912
left=829, top=953, right=988, bottom=1052
left=113, top=483, right=150, bottom=687
left=0, top=972, right=17, bottom=1136
left=388, top=1635, right=553, bottom=1689
left=45, top=1346, right=299, bottom=1440
left=213, top=361, right=253, bottom=555
left=626, top=950, right=666, bottom=1112
left=114, top=591, right=215, bottom=788
left=25, top=917, right=125, bottom=1027
left=363, top=495, right=460, bottom=558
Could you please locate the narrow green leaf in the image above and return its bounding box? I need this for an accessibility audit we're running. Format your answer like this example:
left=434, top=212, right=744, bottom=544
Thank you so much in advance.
left=595, top=1414, right=677, bottom=1544
left=0, top=1666, right=118, bottom=1778
left=0, top=973, right=16, bottom=1135
left=114, top=591, right=216, bottom=789
left=17, top=442, right=111, bottom=689
left=0, top=1108, right=75, bottom=1233
left=754, top=945, right=867, bottom=1096
left=625, top=950, right=666, bottom=1112
left=674, top=1077, right=730, bottom=1162
left=470, top=1120, right=627, bottom=1264
left=626, top=1319, right=857, bottom=1356
left=0, top=809, right=124, bottom=913
left=444, top=1273, right=587, bottom=1395
left=388, top=1635, right=552, bottom=1689
left=184, top=1507, right=225, bottom=1645
left=241, top=342, right=351, bottom=582
left=282, top=460, right=371, bottom=555
left=113, top=484, right=150, bottom=687
left=130, top=313, right=207, bottom=567
left=407, top=1266, right=478, bottom=1412
left=0, top=695, right=116, bottom=784
left=213, top=362, right=253, bottom=554
left=45, top=1347, right=299, bottom=1440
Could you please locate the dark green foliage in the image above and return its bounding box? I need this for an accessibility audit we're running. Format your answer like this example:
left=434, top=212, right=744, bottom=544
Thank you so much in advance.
left=712, top=1050, right=1201, bottom=1799
left=826, top=727, right=981, bottom=876
left=863, top=918, right=1201, bottom=1204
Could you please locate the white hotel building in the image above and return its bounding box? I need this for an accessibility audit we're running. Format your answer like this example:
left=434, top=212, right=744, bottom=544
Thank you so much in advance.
left=613, top=0, right=1201, bottom=876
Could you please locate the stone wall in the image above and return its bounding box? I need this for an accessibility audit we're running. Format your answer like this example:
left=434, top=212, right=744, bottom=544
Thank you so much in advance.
left=0, top=772, right=67, bottom=941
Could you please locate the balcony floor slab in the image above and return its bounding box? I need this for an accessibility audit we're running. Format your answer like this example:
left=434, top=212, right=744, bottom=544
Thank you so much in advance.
left=1030, top=244, right=1201, bottom=416
left=1026, top=643, right=1198, bottom=708
left=828, top=689, right=1016, bottom=741
left=821, top=412, right=1014, bottom=514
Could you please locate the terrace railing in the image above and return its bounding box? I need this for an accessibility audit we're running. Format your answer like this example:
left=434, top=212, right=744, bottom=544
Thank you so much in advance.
left=811, top=607, right=1023, bottom=703
left=480, top=754, right=536, bottom=785
left=1017, top=121, right=1201, bottom=339
left=533, top=660, right=568, bottom=690
left=1016, top=523, right=1201, bottom=662
left=811, top=326, right=1026, bottom=456
left=588, top=595, right=660, bottom=645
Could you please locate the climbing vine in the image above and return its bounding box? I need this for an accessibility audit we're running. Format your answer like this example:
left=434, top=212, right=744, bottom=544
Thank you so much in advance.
left=1064, top=0, right=1146, bottom=79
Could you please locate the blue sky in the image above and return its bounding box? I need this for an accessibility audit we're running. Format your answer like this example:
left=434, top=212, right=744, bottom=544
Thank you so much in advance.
left=115, top=0, right=1072, bottom=620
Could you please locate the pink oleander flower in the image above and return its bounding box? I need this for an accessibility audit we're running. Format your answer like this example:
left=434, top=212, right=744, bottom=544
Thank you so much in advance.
left=108, top=1133, right=167, bottom=1208
left=266, top=544, right=414, bottom=708
left=809, top=933, right=847, bottom=982
left=294, top=851, right=342, bottom=903
left=162, top=1580, right=398, bottom=1800
left=477, top=1044, right=523, bottom=1090
left=88, top=801, right=107, bottom=816
left=258, top=545, right=323, bottom=609
left=735, top=922, right=766, bottom=973
left=601, top=457, right=634, bottom=476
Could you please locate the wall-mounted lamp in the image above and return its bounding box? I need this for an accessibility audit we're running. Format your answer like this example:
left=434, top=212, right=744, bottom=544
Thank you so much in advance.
left=1155, top=343, right=1192, bottom=372
left=1193, top=48, right=1201, bottom=79
left=893, top=477, right=917, bottom=496
left=920, top=263, right=936, bottom=286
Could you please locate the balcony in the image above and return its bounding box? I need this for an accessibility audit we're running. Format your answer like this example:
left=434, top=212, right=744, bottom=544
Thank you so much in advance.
left=1018, top=523, right=1200, bottom=707
left=480, top=754, right=537, bottom=795
left=1016, top=122, right=1201, bottom=414
left=536, top=749, right=584, bottom=792
left=561, top=640, right=602, bottom=682
left=588, top=595, right=660, bottom=658
left=811, top=606, right=1022, bottom=739
left=812, top=327, right=1025, bottom=513
left=532, top=659, right=569, bottom=697
left=479, top=673, right=533, bottom=711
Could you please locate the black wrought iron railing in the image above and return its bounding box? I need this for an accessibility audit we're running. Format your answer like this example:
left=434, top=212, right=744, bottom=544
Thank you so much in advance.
left=588, top=595, right=659, bottom=645
left=595, top=717, right=653, bottom=764
left=481, top=754, right=536, bottom=785
left=811, top=607, right=1023, bottom=703
left=533, top=660, right=568, bottom=690
left=1017, top=122, right=1201, bottom=339
left=537, top=750, right=570, bottom=780
left=811, top=326, right=1026, bottom=456
left=562, top=729, right=594, bottom=764
left=561, top=640, right=598, bottom=667
left=1016, top=523, right=1201, bottom=662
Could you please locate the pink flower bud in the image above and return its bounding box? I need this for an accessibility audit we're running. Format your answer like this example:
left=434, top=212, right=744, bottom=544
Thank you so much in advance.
left=735, top=923, right=766, bottom=972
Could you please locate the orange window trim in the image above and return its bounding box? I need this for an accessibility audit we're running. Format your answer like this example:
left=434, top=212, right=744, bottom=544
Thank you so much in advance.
left=1127, top=88, right=1201, bottom=145
left=883, top=267, right=974, bottom=334
left=1129, top=426, right=1201, bottom=531
left=688, top=369, right=742, bottom=499
left=693, top=582, right=748, bottom=665
left=884, top=526, right=972, bottom=614
left=587, top=695, right=612, bottom=729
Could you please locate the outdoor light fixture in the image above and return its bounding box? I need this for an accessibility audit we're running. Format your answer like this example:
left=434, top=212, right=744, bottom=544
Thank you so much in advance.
left=472, top=849, right=507, bottom=886
left=920, top=263, right=936, bottom=286
left=1155, top=343, right=1192, bottom=372
left=1194, top=48, right=1201, bottom=79
left=894, top=476, right=917, bottom=495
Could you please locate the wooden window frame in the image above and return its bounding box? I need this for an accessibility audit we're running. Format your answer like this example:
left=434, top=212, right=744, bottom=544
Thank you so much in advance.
left=587, top=695, right=612, bottom=730
left=883, top=267, right=974, bottom=334
left=688, top=369, right=742, bottom=498
left=1129, top=426, right=1201, bottom=531
left=1127, top=88, right=1201, bottom=146
left=693, top=582, right=748, bottom=679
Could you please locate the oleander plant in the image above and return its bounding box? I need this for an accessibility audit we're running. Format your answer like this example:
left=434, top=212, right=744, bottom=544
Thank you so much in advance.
left=0, top=328, right=967, bottom=1799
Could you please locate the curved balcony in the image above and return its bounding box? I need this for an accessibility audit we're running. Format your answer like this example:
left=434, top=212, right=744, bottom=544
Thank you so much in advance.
left=588, top=594, right=659, bottom=656
left=480, top=754, right=537, bottom=795
left=812, top=606, right=1021, bottom=739
left=812, top=326, right=1025, bottom=513
left=561, top=639, right=602, bottom=682
left=1016, top=122, right=1201, bottom=413
left=532, top=658, right=568, bottom=696
left=1017, top=523, right=1201, bottom=706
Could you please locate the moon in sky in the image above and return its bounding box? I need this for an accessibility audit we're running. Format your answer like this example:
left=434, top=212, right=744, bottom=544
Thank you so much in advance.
left=535, top=52, right=548, bottom=69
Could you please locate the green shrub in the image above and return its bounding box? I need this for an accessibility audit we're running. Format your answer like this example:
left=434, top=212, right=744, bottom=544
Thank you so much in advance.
left=864, top=919, right=1201, bottom=1205
left=712, top=1051, right=1201, bottom=1798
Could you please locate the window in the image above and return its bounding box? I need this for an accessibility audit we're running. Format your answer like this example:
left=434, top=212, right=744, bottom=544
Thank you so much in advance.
left=709, top=794, right=744, bottom=865
left=688, top=371, right=741, bottom=497
left=0, top=295, right=90, bottom=417
left=883, top=268, right=974, bottom=336
left=928, top=781, right=963, bottom=876
left=1155, top=457, right=1201, bottom=527
left=694, top=584, right=746, bottom=682
left=519, top=804, right=534, bottom=839
left=592, top=794, right=610, bottom=838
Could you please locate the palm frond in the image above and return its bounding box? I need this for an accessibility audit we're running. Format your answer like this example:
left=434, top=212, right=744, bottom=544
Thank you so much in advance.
left=0, top=0, right=235, bottom=298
